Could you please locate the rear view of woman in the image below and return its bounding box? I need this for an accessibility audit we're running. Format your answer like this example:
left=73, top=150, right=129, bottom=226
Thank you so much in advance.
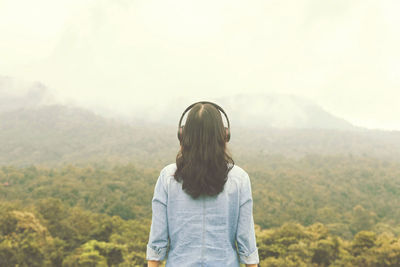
left=146, top=102, right=259, bottom=267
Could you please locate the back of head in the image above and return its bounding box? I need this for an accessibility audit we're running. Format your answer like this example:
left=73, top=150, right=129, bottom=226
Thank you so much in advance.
left=174, top=103, right=234, bottom=199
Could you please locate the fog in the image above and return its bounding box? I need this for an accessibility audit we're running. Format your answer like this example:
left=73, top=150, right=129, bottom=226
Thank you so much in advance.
left=0, top=0, right=399, bottom=130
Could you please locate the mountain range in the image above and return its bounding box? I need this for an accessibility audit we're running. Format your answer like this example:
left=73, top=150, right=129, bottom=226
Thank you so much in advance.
left=0, top=77, right=399, bottom=167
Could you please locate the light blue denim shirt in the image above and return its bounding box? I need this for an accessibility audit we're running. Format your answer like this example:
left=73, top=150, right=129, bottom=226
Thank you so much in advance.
left=146, top=163, right=259, bottom=266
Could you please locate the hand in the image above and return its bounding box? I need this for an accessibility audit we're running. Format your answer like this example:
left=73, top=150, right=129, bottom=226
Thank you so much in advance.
left=148, top=260, right=160, bottom=267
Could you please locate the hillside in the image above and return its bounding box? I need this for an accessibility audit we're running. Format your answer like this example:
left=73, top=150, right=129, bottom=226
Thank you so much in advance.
left=128, top=94, right=357, bottom=130
left=0, top=105, right=177, bottom=167
left=0, top=104, right=400, bottom=167
left=0, top=75, right=55, bottom=113
left=216, top=94, right=356, bottom=130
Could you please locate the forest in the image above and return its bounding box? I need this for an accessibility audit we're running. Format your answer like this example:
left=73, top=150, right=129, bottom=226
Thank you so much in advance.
left=0, top=103, right=400, bottom=266
left=1, top=154, right=400, bottom=266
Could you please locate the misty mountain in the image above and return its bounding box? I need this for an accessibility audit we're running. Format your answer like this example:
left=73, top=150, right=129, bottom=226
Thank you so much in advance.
left=0, top=104, right=177, bottom=167
left=1, top=76, right=399, bottom=167
left=216, top=94, right=356, bottom=130
left=0, top=102, right=400, bottom=168
left=130, top=94, right=356, bottom=130
left=0, top=75, right=357, bottom=130
left=0, top=76, right=56, bottom=113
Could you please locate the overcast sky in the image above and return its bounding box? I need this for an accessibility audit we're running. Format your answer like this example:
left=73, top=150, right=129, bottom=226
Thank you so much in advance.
left=0, top=0, right=399, bottom=130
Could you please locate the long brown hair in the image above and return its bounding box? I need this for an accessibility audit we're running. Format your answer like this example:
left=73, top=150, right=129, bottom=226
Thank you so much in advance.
left=174, top=103, right=234, bottom=198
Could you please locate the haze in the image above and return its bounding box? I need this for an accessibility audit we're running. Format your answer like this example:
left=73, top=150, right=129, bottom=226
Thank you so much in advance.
left=0, top=0, right=399, bottom=130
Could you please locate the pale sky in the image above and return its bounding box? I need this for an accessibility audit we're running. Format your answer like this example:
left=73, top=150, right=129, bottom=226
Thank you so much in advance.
left=0, top=0, right=399, bottom=130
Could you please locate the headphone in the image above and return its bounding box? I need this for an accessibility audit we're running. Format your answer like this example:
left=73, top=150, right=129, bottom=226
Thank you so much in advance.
left=177, top=101, right=231, bottom=143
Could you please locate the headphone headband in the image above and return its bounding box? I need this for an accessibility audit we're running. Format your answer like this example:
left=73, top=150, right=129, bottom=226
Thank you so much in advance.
left=178, top=101, right=230, bottom=129
left=178, top=101, right=231, bottom=142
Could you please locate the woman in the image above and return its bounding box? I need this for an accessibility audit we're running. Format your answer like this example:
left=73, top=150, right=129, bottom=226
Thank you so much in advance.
left=146, top=102, right=259, bottom=267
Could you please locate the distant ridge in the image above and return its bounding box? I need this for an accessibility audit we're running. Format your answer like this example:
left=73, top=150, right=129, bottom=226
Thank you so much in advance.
left=127, top=94, right=356, bottom=131
left=0, top=76, right=357, bottom=130
left=0, top=75, right=56, bottom=112
left=1, top=77, right=399, bottom=167
left=216, top=94, right=356, bottom=130
left=0, top=104, right=177, bottom=167
left=0, top=103, right=399, bottom=168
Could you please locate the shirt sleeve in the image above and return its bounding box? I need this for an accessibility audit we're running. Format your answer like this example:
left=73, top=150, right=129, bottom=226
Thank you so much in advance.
left=146, top=169, right=169, bottom=261
left=236, top=172, right=259, bottom=264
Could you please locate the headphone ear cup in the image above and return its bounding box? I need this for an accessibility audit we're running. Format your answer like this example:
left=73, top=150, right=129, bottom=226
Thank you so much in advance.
left=225, top=127, right=230, bottom=142
left=177, top=126, right=184, bottom=142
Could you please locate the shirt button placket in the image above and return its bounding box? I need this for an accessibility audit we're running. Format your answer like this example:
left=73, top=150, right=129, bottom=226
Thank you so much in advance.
left=201, top=196, right=206, bottom=266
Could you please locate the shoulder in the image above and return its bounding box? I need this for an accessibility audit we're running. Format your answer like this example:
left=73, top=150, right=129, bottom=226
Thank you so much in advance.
left=228, top=164, right=250, bottom=181
left=159, top=163, right=177, bottom=186
left=227, top=164, right=251, bottom=191
left=229, top=165, right=253, bottom=204
left=160, top=163, right=177, bottom=175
